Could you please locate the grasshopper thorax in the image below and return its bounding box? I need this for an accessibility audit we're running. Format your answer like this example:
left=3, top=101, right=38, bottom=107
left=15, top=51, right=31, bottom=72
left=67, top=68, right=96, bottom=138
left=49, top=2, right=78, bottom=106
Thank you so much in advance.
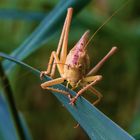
left=63, top=30, right=90, bottom=87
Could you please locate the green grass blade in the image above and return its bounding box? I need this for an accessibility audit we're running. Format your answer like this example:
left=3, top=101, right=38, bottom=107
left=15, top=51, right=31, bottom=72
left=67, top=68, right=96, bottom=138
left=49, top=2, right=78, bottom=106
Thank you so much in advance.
left=0, top=94, right=18, bottom=140
left=0, top=52, right=135, bottom=140
left=0, top=9, right=46, bottom=21
left=3, top=0, right=91, bottom=74
left=18, top=113, right=32, bottom=140
left=0, top=94, right=32, bottom=140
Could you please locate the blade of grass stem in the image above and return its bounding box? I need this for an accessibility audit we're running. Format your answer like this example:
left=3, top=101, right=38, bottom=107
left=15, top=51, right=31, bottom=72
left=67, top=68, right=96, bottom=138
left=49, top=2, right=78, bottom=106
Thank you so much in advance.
left=0, top=52, right=135, bottom=140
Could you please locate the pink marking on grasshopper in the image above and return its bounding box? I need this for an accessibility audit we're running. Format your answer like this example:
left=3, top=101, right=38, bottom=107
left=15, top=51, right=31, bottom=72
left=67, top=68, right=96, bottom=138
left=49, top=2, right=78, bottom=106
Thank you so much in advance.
left=63, top=30, right=90, bottom=87
left=72, top=30, right=90, bottom=65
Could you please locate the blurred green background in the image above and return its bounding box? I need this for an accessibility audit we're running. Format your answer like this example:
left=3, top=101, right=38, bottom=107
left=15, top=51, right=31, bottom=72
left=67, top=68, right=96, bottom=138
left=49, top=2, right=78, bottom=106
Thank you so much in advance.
left=0, top=0, right=140, bottom=140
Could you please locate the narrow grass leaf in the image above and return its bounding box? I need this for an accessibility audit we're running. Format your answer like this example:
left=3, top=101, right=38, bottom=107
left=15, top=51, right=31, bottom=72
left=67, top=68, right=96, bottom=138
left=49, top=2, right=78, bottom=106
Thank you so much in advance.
left=0, top=52, right=135, bottom=140
left=0, top=9, right=46, bottom=21
left=0, top=94, right=32, bottom=140
left=0, top=94, right=18, bottom=140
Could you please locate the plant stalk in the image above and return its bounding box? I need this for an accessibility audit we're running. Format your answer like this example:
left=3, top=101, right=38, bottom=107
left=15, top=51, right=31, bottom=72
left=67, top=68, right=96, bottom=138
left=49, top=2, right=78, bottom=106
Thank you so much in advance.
left=0, top=62, right=26, bottom=140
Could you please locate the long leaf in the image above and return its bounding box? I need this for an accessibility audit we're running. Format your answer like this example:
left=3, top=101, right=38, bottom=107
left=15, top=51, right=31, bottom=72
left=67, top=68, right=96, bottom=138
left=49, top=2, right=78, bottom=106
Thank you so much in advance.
left=0, top=52, right=135, bottom=140
left=3, top=0, right=91, bottom=74
left=0, top=94, right=32, bottom=140
left=0, top=9, right=45, bottom=21
left=0, top=94, right=18, bottom=140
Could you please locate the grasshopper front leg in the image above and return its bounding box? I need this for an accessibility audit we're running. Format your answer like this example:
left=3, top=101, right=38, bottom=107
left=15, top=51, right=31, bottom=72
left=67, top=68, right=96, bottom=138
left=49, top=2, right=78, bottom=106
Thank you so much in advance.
left=40, top=51, right=73, bottom=98
left=41, top=77, right=70, bottom=96
left=70, top=75, right=102, bottom=105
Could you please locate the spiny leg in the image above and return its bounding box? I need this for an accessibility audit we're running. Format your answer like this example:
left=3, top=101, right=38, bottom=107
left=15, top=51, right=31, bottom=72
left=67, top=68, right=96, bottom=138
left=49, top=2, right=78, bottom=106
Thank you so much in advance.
left=60, top=8, right=73, bottom=64
left=40, top=51, right=64, bottom=79
left=40, top=51, right=54, bottom=78
left=73, top=86, right=103, bottom=129
left=40, top=16, right=66, bottom=78
left=41, top=51, right=73, bottom=97
left=41, top=77, right=70, bottom=96
left=69, top=75, right=102, bottom=105
left=83, top=75, right=102, bottom=82
left=51, top=51, right=65, bottom=77
left=88, top=86, right=103, bottom=105
left=50, top=8, right=73, bottom=77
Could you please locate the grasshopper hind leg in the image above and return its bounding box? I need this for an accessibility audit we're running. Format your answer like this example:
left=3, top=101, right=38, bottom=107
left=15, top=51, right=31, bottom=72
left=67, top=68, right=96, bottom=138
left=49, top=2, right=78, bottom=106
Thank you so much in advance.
left=40, top=8, right=73, bottom=79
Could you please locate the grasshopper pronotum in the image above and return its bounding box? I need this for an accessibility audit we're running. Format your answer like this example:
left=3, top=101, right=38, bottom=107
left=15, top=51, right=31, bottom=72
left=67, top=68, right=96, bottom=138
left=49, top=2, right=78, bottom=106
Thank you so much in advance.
left=40, top=8, right=118, bottom=106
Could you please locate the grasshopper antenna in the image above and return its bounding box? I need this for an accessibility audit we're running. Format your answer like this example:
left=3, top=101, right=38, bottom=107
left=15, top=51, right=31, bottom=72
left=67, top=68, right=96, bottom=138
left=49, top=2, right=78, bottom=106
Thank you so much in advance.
left=85, top=0, right=130, bottom=48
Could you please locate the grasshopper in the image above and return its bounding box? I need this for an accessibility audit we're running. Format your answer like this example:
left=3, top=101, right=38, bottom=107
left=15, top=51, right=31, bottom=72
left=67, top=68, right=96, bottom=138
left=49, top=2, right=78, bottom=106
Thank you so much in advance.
left=40, top=8, right=118, bottom=106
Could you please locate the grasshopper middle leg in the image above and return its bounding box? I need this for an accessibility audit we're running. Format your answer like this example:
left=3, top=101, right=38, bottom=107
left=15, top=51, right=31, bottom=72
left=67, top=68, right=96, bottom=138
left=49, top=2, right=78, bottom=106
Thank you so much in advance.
left=70, top=75, right=102, bottom=105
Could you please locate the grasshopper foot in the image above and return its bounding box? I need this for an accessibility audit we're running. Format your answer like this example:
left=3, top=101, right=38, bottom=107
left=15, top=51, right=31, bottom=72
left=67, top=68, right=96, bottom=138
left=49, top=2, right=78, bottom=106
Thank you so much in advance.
left=69, top=96, right=78, bottom=106
left=68, top=94, right=72, bottom=100
left=40, top=71, right=48, bottom=80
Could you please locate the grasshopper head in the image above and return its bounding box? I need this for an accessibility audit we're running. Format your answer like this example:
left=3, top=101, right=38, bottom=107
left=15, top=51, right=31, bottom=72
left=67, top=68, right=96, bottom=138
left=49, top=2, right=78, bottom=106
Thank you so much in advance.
left=64, top=64, right=83, bottom=88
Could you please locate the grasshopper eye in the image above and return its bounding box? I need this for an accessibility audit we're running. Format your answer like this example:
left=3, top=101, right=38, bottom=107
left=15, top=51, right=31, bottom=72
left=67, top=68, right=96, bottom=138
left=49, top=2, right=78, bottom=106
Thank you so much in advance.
left=67, top=64, right=70, bottom=69
left=78, top=64, right=82, bottom=69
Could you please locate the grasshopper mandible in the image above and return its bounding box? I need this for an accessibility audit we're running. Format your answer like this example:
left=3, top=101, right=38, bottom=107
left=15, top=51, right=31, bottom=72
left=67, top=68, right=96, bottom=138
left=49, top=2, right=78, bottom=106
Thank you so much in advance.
left=40, top=8, right=118, bottom=106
